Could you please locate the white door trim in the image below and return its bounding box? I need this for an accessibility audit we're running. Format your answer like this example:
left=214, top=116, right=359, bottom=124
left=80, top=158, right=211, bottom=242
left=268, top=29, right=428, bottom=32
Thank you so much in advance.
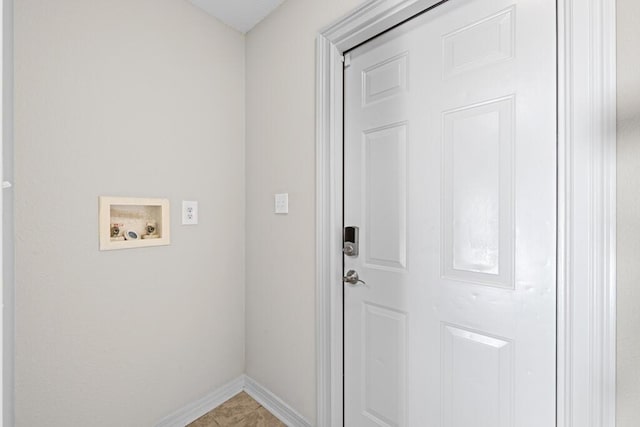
left=315, top=0, right=617, bottom=426
left=0, top=0, right=4, bottom=422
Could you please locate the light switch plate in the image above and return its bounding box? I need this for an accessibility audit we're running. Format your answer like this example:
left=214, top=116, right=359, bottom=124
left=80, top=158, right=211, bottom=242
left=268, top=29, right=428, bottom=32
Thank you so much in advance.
left=274, top=193, right=288, bottom=214
left=182, top=200, right=198, bottom=225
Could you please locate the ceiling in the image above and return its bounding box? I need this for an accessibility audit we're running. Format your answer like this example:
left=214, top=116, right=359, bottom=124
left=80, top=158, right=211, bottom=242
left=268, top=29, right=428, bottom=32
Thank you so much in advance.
left=189, top=0, right=285, bottom=34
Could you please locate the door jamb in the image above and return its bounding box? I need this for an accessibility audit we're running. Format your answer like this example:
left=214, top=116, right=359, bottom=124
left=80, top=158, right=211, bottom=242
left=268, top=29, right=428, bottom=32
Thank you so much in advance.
left=0, top=0, right=3, bottom=421
left=315, top=0, right=617, bottom=426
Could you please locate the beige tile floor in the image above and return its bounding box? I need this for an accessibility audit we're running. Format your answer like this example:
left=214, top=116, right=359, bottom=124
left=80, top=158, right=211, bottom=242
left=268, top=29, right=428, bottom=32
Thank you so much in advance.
left=187, top=392, right=285, bottom=427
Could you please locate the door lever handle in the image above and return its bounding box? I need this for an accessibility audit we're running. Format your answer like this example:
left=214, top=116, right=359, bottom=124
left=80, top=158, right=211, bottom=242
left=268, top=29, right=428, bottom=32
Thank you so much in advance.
left=343, top=270, right=366, bottom=285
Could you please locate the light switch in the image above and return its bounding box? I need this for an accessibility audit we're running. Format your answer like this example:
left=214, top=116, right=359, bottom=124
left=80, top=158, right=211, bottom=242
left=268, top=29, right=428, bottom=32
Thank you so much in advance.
left=182, top=200, right=198, bottom=225
left=274, top=193, right=288, bottom=214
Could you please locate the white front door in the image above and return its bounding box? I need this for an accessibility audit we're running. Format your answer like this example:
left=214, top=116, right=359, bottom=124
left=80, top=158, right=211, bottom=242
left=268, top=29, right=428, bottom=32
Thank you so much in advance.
left=343, top=0, right=556, bottom=426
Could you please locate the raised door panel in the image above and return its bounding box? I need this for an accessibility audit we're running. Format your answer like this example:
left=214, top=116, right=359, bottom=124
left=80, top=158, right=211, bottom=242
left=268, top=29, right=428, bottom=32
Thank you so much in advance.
left=363, top=52, right=409, bottom=105
left=442, top=324, right=513, bottom=427
left=442, top=7, right=515, bottom=78
left=363, top=123, right=408, bottom=270
left=442, top=97, right=514, bottom=288
left=362, top=303, right=407, bottom=427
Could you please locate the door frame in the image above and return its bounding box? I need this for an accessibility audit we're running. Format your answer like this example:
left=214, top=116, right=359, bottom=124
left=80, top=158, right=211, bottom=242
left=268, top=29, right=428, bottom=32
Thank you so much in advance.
left=0, top=0, right=4, bottom=423
left=315, top=0, right=617, bottom=426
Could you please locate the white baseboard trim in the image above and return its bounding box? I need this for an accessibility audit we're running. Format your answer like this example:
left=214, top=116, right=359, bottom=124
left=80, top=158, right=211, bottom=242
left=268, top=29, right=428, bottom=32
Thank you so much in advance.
left=244, top=376, right=312, bottom=427
left=155, top=375, right=311, bottom=427
left=155, top=375, right=244, bottom=427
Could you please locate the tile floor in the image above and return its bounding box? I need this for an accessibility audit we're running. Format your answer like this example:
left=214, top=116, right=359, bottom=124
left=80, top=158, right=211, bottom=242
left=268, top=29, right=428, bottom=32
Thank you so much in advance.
left=187, top=391, right=285, bottom=427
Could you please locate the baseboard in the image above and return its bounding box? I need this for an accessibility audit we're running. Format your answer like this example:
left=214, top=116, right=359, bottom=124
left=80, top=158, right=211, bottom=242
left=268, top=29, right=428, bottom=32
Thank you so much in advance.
left=244, top=376, right=312, bottom=427
left=155, top=375, right=311, bottom=427
left=155, top=375, right=245, bottom=427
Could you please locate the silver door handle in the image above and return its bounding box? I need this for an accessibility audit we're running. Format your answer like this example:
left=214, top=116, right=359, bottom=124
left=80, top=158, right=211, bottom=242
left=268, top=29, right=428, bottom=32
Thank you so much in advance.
left=343, top=270, right=366, bottom=285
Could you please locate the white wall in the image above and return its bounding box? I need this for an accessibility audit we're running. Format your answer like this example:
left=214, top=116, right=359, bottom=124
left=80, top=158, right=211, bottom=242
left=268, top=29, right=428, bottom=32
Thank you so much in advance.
left=617, top=0, right=640, bottom=425
left=245, top=0, right=364, bottom=423
left=14, top=0, right=245, bottom=426
left=3, top=0, right=14, bottom=425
